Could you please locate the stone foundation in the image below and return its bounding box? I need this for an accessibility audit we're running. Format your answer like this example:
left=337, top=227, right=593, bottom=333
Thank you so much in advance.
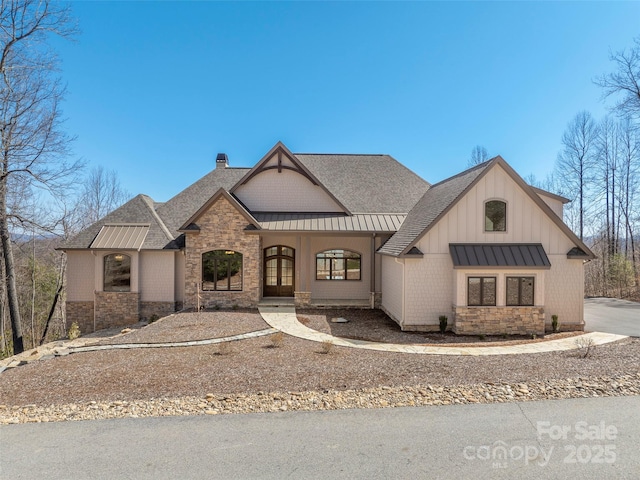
left=65, top=301, right=94, bottom=334
left=294, top=291, right=311, bottom=307
left=139, top=301, right=176, bottom=321
left=371, top=292, right=382, bottom=309
left=94, top=291, right=140, bottom=331
left=453, top=306, right=545, bottom=335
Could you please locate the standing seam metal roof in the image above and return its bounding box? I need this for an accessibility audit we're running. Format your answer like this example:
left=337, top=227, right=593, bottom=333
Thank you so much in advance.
left=449, top=244, right=551, bottom=268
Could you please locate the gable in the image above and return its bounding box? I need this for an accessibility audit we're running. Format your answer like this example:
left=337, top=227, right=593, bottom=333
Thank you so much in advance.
left=232, top=143, right=346, bottom=213
left=178, top=188, right=260, bottom=232
left=416, top=164, right=583, bottom=256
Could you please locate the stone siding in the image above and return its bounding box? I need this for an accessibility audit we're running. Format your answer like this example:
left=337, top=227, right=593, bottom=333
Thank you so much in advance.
left=65, top=301, right=94, bottom=334
left=94, top=292, right=140, bottom=331
left=453, top=306, right=545, bottom=335
left=294, top=291, right=311, bottom=307
left=139, top=301, right=176, bottom=321
left=184, top=196, right=261, bottom=309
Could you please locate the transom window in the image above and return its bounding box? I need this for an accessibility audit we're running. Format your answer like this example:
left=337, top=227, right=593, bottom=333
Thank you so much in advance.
left=506, top=277, right=535, bottom=306
left=316, top=249, right=361, bottom=281
left=467, top=277, right=496, bottom=306
left=485, top=200, right=506, bottom=232
left=104, top=253, right=131, bottom=292
left=202, top=250, right=243, bottom=291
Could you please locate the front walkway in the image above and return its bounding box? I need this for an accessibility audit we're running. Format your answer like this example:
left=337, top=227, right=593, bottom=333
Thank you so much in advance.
left=258, top=306, right=628, bottom=356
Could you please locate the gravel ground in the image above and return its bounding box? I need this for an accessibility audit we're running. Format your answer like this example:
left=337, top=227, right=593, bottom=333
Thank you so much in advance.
left=99, top=310, right=270, bottom=345
left=1, top=309, right=639, bottom=424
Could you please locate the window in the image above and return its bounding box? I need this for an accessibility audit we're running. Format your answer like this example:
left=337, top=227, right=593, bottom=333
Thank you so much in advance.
left=467, top=277, right=496, bottom=306
left=506, top=277, right=535, bottom=306
left=485, top=200, right=506, bottom=232
left=104, top=253, right=131, bottom=292
left=202, top=250, right=243, bottom=291
left=316, top=249, right=361, bottom=280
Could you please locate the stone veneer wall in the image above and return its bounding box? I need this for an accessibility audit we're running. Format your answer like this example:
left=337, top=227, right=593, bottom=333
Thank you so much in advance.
left=139, top=301, right=176, bottom=321
left=294, top=291, right=311, bottom=307
left=453, top=306, right=545, bottom=335
left=94, top=292, right=140, bottom=331
left=184, top=196, right=261, bottom=309
left=66, top=301, right=94, bottom=334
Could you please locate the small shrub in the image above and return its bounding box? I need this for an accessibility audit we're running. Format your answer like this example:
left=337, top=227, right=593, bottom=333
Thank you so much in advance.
left=575, top=336, right=596, bottom=358
left=478, top=334, right=486, bottom=341
left=320, top=339, right=334, bottom=354
left=68, top=322, right=81, bottom=340
left=531, top=333, right=537, bottom=340
left=270, top=331, right=284, bottom=348
left=148, top=314, right=160, bottom=324
left=551, top=315, right=559, bottom=333
left=232, top=304, right=239, bottom=311
left=438, top=315, right=448, bottom=334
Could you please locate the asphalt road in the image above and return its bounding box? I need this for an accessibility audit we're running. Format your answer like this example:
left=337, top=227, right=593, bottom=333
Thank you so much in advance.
left=584, top=297, right=640, bottom=337
left=2, top=396, right=639, bottom=479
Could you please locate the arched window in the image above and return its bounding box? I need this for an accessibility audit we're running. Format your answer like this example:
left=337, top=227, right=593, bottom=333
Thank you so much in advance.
left=485, top=200, right=506, bottom=232
left=316, top=249, right=361, bottom=281
left=104, top=253, right=131, bottom=292
left=202, top=250, right=243, bottom=291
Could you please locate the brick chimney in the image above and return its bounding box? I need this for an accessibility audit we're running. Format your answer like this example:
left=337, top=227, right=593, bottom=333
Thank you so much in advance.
left=216, top=153, right=228, bottom=169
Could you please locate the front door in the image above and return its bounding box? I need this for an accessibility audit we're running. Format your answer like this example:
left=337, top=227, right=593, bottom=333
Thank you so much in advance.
left=264, top=246, right=295, bottom=297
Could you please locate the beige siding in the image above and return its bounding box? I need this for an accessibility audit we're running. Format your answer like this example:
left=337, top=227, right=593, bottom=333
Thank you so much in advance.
left=537, top=192, right=564, bottom=219
left=140, top=251, right=175, bottom=302
left=66, top=251, right=95, bottom=301
left=175, top=251, right=185, bottom=303
left=94, top=251, right=140, bottom=293
left=234, top=169, right=343, bottom=212
left=403, top=255, right=454, bottom=327
left=418, top=165, right=575, bottom=256
left=545, top=256, right=585, bottom=327
left=309, top=236, right=371, bottom=300
left=399, top=164, right=583, bottom=329
left=380, top=255, right=404, bottom=323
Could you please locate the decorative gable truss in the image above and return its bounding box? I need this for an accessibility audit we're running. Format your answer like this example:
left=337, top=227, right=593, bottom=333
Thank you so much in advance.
left=231, top=142, right=349, bottom=214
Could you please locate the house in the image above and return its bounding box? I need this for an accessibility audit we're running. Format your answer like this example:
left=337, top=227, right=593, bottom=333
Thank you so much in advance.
left=61, top=142, right=594, bottom=335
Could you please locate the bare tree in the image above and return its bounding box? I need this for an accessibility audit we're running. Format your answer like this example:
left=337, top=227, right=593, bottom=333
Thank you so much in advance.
left=80, top=166, right=130, bottom=226
left=0, top=1, right=79, bottom=355
left=555, top=111, right=599, bottom=241
left=468, top=145, right=489, bottom=167
left=596, top=36, right=640, bottom=120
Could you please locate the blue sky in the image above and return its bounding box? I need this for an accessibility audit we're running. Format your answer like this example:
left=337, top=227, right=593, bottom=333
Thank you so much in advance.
left=57, top=1, right=640, bottom=202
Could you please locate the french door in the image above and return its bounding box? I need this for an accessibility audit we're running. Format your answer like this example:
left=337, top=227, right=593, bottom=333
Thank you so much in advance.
left=263, top=246, right=295, bottom=297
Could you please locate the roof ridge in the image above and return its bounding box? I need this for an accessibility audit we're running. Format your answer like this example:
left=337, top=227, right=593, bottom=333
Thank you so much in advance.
left=427, top=158, right=495, bottom=189
left=294, top=153, right=390, bottom=157
left=139, top=194, right=175, bottom=241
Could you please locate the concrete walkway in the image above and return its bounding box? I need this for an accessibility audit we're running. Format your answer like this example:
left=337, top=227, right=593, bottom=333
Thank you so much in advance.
left=258, top=306, right=628, bottom=356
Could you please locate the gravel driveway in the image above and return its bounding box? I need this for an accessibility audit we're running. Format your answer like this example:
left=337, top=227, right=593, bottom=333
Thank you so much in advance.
left=584, top=297, right=640, bottom=337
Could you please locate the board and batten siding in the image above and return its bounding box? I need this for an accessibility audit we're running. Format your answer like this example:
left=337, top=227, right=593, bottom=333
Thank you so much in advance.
left=234, top=155, right=344, bottom=213
left=140, top=251, right=175, bottom=302
left=402, top=164, right=584, bottom=328
left=536, top=192, right=564, bottom=219
left=66, top=251, right=95, bottom=301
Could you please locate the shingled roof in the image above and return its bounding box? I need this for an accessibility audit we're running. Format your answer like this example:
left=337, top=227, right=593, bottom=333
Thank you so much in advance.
left=62, top=194, right=175, bottom=250
left=156, top=166, right=249, bottom=236
left=377, top=160, right=492, bottom=256
left=294, top=154, right=430, bottom=214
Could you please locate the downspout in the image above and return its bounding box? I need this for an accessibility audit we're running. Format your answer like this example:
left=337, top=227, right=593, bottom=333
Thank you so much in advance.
left=395, top=257, right=405, bottom=327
